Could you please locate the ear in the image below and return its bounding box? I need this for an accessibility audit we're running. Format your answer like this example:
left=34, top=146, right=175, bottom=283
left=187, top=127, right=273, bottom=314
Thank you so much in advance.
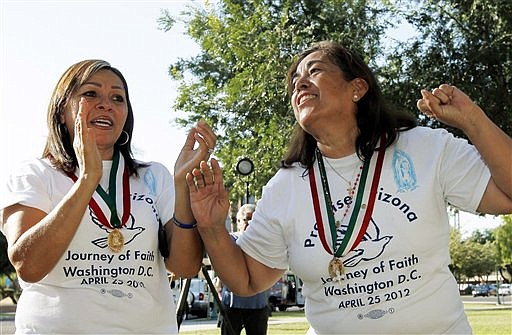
left=351, top=78, right=369, bottom=102
left=58, top=104, right=68, bottom=124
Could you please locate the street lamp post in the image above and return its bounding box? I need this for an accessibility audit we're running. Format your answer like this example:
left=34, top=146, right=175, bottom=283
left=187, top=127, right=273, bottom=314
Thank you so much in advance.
left=235, top=157, right=254, bottom=204
left=496, top=266, right=501, bottom=305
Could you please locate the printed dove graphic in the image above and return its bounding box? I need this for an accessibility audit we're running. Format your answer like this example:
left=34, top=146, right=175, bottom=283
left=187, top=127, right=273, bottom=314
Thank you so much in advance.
left=90, top=208, right=145, bottom=249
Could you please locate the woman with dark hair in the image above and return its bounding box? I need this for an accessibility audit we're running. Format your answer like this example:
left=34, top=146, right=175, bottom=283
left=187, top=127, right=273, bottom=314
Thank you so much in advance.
left=186, top=41, right=511, bottom=334
left=0, top=59, right=214, bottom=333
left=283, top=42, right=416, bottom=169
left=43, top=60, right=142, bottom=175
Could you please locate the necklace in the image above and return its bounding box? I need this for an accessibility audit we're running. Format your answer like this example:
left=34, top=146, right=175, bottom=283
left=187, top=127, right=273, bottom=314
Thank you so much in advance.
left=323, top=157, right=360, bottom=194
left=309, top=136, right=387, bottom=284
left=335, top=167, right=362, bottom=228
left=67, top=150, right=131, bottom=253
left=322, top=154, right=363, bottom=228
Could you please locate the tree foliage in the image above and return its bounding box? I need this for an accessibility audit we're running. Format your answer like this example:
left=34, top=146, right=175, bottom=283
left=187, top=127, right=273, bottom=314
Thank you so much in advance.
left=0, top=233, right=15, bottom=276
left=495, top=215, right=512, bottom=282
left=449, top=227, right=498, bottom=283
left=450, top=216, right=512, bottom=284
left=382, top=0, right=512, bottom=139
left=160, top=0, right=394, bottom=202
left=0, top=233, right=22, bottom=303
left=467, top=228, right=495, bottom=245
left=160, top=0, right=511, bottom=202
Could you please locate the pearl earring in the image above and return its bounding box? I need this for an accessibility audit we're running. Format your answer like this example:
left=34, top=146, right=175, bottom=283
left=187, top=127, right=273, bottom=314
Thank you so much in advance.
left=353, top=94, right=359, bottom=102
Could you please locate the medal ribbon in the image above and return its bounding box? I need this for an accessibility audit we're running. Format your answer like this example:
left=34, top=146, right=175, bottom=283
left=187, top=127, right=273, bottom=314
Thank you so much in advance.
left=67, top=150, right=131, bottom=229
left=309, top=136, right=386, bottom=257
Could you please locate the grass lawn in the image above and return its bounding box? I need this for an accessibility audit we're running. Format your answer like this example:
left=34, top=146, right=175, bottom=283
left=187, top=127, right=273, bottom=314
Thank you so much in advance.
left=181, top=307, right=511, bottom=335
left=466, top=309, right=512, bottom=335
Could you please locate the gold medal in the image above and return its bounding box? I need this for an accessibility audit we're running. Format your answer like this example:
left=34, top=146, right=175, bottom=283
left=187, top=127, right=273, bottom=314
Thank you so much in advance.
left=328, top=257, right=345, bottom=282
left=108, top=229, right=124, bottom=253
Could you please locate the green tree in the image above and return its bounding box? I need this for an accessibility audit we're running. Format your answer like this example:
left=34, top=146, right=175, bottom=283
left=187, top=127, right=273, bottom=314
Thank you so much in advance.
left=468, top=228, right=495, bottom=245
left=159, top=0, right=394, bottom=203
left=449, top=227, right=498, bottom=282
left=449, top=227, right=467, bottom=282
left=495, top=215, right=512, bottom=282
left=475, top=240, right=499, bottom=281
left=382, top=0, right=512, bottom=139
left=161, top=0, right=511, bottom=202
left=0, top=233, right=14, bottom=276
left=0, top=232, right=21, bottom=304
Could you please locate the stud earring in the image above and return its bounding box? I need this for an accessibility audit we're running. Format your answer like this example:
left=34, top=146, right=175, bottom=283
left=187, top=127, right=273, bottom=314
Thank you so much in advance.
left=353, top=94, right=359, bottom=102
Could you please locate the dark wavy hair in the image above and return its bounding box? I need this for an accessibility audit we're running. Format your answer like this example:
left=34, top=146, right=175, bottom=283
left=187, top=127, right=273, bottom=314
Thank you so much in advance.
left=42, top=59, right=146, bottom=176
left=283, top=41, right=416, bottom=169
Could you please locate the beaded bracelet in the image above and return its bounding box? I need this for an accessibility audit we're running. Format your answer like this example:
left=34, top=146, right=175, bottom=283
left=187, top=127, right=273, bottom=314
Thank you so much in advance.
left=172, top=215, right=197, bottom=229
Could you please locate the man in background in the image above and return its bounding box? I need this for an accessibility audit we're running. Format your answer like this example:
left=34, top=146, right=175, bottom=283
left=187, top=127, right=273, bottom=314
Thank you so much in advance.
left=216, top=204, right=270, bottom=335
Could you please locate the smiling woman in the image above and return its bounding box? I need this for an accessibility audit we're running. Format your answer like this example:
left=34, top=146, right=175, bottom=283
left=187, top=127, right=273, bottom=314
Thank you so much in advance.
left=185, top=40, right=512, bottom=335
left=43, top=60, right=138, bottom=174
left=0, top=59, right=216, bottom=334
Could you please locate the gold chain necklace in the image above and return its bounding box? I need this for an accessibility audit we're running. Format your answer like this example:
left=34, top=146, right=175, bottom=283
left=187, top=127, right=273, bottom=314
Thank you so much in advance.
left=322, top=155, right=363, bottom=228
left=323, top=156, right=361, bottom=194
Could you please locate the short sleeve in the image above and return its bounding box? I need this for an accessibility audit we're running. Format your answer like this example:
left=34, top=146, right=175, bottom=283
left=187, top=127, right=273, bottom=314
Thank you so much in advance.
left=437, top=129, right=490, bottom=213
left=143, top=162, right=175, bottom=225
left=1, top=160, right=56, bottom=229
left=236, top=171, right=292, bottom=270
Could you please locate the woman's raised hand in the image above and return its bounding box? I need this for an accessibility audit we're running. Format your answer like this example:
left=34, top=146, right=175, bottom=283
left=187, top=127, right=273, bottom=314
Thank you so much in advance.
left=186, top=159, right=230, bottom=229
left=417, top=84, right=484, bottom=132
left=174, top=120, right=217, bottom=182
left=73, top=97, right=102, bottom=183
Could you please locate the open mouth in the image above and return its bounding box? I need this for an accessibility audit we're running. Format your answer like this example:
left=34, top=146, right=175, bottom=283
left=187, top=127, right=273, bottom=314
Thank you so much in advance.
left=90, top=117, right=113, bottom=128
left=299, top=94, right=316, bottom=105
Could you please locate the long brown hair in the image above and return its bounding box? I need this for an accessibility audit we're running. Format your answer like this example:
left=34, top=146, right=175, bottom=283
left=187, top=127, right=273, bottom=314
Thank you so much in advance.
left=42, top=59, right=146, bottom=175
left=282, top=41, right=416, bottom=170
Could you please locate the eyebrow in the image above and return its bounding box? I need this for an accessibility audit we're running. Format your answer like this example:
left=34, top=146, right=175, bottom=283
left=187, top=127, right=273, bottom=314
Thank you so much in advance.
left=292, top=59, right=329, bottom=80
left=305, top=59, right=328, bottom=68
left=84, top=81, right=124, bottom=91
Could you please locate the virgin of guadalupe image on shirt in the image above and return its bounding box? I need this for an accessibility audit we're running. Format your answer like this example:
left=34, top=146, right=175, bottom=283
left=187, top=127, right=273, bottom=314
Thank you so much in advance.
left=392, top=149, right=417, bottom=193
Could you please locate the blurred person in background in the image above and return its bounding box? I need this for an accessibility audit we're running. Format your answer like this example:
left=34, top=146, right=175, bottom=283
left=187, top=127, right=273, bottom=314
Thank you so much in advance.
left=216, top=204, right=270, bottom=335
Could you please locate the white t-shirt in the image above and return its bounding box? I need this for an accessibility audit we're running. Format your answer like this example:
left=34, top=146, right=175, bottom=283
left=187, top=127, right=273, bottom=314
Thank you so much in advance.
left=1, top=158, right=178, bottom=334
left=237, top=127, right=490, bottom=334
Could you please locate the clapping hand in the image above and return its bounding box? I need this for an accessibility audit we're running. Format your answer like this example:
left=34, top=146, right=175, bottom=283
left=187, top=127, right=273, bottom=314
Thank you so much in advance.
left=186, top=159, right=230, bottom=230
left=174, top=120, right=217, bottom=182
left=73, top=97, right=102, bottom=183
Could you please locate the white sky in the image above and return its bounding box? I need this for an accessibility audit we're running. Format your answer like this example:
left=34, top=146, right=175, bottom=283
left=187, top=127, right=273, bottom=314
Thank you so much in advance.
left=0, top=0, right=505, bottom=235
left=0, top=0, right=200, bottom=177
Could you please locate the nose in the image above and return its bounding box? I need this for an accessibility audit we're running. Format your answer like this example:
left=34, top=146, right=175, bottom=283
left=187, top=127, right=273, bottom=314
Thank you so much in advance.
left=293, top=75, right=310, bottom=93
left=97, top=96, right=112, bottom=110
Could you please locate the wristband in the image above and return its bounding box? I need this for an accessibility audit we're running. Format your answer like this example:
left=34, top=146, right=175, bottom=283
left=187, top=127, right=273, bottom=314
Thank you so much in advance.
left=172, top=215, right=197, bottom=229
